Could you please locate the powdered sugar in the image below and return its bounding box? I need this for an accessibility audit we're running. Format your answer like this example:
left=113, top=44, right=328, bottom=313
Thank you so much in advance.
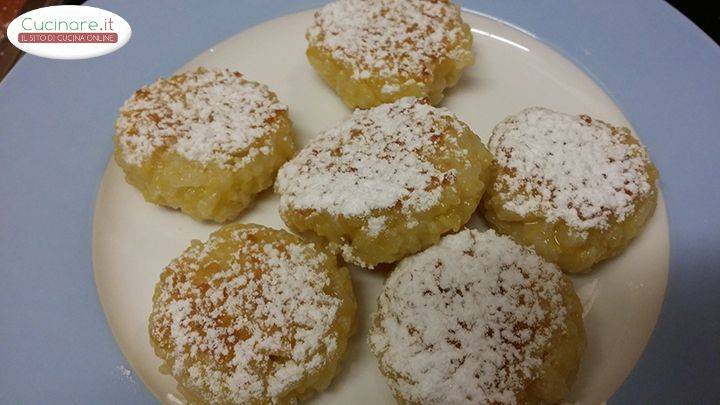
left=307, top=0, right=469, bottom=80
left=366, top=216, right=387, bottom=237
left=116, top=68, right=287, bottom=170
left=149, top=225, right=342, bottom=403
left=275, top=97, right=464, bottom=217
left=381, top=83, right=400, bottom=95
left=369, top=229, right=568, bottom=404
left=489, top=107, right=653, bottom=233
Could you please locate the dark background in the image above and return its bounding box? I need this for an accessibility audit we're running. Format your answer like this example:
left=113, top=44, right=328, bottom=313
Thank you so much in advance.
left=667, top=0, right=719, bottom=43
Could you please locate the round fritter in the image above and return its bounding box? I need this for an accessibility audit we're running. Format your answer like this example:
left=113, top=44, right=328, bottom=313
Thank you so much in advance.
left=275, top=97, right=494, bottom=269
left=148, top=223, right=356, bottom=404
left=306, top=0, right=474, bottom=108
left=114, top=68, right=295, bottom=222
left=369, top=229, right=585, bottom=404
left=483, top=107, right=659, bottom=273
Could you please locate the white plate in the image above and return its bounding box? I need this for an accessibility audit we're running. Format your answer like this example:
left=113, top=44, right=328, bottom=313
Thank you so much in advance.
left=93, top=9, right=669, bottom=404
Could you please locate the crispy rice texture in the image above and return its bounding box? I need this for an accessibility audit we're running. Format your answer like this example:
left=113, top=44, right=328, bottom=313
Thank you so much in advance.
left=306, top=0, right=474, bottom=108
left=114, top=68, right=295, bottom=222
left=148, top=223, right=356, bottom=404
left=275, top=97, right=493, bottom=268
left=369, top=229, right=585, bottom=404
left=483, top=108, right=658, bottom=273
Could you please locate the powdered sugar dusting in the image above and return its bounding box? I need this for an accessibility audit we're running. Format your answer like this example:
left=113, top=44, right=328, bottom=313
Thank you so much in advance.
left=366, top=216, right=387, bottom=237
left=116, top=68, right=288, bottom=170
left=307, top=0, right=469, bottom=80
left=381, top=83, right=400, bottom=95
left=149, top=225, right=341, bottom=403
left=489, top=107, right=653, bottom=233
left=275, top=97, right=464, bottom=217
left=369, top=229, right=568, bottom=404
